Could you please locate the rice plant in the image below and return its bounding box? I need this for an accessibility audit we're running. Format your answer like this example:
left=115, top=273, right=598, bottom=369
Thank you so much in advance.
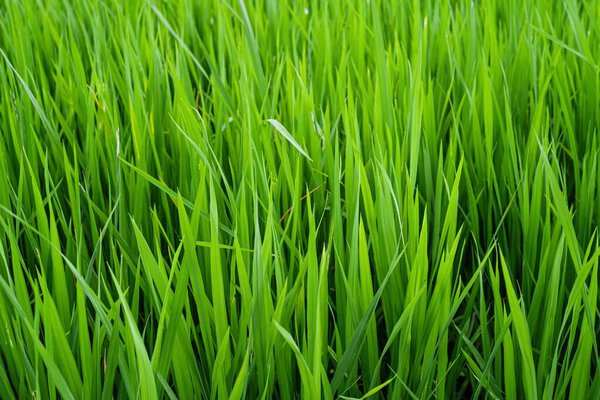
left=0, top=0, right=598, bottom=398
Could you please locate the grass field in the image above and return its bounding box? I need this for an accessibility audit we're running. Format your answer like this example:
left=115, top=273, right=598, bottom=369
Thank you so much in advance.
left=0, top=0, right=599, bottom=398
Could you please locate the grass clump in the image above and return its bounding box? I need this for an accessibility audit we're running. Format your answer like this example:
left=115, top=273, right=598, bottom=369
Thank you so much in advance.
left=0, top=0, right=599, bottom=398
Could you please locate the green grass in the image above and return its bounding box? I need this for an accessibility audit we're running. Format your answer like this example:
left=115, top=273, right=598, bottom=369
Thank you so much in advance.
left=0, top=0, right=599, bottom=398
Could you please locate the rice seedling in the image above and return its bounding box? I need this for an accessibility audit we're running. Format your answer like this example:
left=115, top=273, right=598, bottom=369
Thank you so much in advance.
left=0, top=0, right=598, bottom=398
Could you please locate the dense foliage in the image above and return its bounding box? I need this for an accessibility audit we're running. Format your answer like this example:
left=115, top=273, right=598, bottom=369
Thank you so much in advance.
left=0, top=0, right=599, bottom=398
